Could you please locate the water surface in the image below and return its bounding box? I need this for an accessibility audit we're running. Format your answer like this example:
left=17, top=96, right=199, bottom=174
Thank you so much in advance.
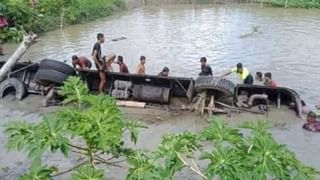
left=3, top=4, right=319, bottom=106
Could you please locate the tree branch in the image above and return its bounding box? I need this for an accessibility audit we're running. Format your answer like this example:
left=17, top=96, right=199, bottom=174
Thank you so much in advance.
left=67, top=143, right=88, bottom=151
left=109, top=159, right=127, bottom=164
left=94, top=158, right=124, bottom=168
left=71, top=149, right=88, bottom=156
left=176, top=152, right=208, bottom=180
left=53, top=160, right=88, bottom=177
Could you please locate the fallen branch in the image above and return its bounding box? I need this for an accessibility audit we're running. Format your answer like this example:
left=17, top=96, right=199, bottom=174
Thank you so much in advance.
left=176, top=152, right=208, bottom=180
left=0, top=33, right=37, bottom=82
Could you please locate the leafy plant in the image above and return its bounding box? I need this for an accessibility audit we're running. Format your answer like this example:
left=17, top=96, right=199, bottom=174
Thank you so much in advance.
left=271, top=0, right=320, bottom=8
left=0, top=0, right=124, bottom=44
left=5, top=77, right=144, bottom=179
left=71, top=165, right=104, bottom=180
left=199, top=119, right=319, bottom=180
left=127, top=132, right=203, bottom=180
left=19, top=160, right=57, bottom=180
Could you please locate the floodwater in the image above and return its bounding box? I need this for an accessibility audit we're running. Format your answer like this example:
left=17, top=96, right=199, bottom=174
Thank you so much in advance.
left=1, top=4, right=320, bottom=179
left=2, top=4, right=320, bottom=107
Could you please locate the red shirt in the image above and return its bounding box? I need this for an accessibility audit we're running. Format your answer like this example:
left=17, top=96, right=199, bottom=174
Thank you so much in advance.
left=0, top=16, right=8, bottom=28
left=264, top=80, right=277, bottom=87
left=73, top=57, right=91, bottom=70
left=119, top=63, right=129, bottom=73
left=270, top=80, right=277, bottom=87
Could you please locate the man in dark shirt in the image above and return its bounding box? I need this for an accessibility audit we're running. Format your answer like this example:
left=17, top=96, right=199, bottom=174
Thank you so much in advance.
left=92, top=33, right=105, bottom=94
left=158, top=66, right=169, bottom=77
left=117, top=56, right=129, bottom=73
left=199, top=57, right=213, bottom=76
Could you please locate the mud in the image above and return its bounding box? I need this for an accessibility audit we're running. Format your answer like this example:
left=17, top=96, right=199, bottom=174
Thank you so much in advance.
left=0, top=95, right=319, bottom=179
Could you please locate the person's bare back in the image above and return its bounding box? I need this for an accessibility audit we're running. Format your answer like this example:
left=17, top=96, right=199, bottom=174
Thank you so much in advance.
left=136, top=64, right=145, bottom=75
left=136, top=56, right=146, bottom=75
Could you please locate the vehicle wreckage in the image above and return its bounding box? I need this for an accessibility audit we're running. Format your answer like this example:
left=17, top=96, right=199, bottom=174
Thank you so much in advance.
left=0, top=59, right=303, bottom=117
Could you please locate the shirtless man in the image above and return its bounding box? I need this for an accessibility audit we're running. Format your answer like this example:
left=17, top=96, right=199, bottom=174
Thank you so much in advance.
left=72, top=55, right=92, bottom=70
left=103, top=54, right=116, bottom=72
left=264, top=72, right=277, bottom=87
left=136, top=56, right=146, bottom=75
left=92, top=33, right=105, bottom=94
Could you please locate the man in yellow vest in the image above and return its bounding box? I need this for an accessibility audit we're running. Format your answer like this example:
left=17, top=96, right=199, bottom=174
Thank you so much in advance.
left=221, top=63, right=254, bottom=85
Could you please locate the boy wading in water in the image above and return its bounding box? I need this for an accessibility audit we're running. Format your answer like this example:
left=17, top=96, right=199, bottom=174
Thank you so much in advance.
left=92, top=33, right=105, bottom=94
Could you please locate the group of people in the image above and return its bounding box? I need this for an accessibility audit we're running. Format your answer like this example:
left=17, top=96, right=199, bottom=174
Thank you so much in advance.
left=72, top=33, right=170, bottom=93
left=73, top=33, right=279, bottom=94
left=199, top=59, right=277, bottom=87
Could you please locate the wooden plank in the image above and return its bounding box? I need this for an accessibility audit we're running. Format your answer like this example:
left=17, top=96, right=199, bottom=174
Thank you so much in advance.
left=116, top=100, right=146, bottom=108
left=186, top=80, right=194, bottom=102
left=208, top=96, right=214, bottom=116
left=200, top=91, right=207, bottom=116
left=215, top=101, right=265, bottom=114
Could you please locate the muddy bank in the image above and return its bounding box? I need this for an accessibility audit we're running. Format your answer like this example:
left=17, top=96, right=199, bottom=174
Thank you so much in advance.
left=0, top=95, right=319, bottom=179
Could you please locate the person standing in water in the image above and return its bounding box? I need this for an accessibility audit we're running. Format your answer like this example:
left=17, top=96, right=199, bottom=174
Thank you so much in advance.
left=136, top=56, right=146, bottom=75
left=221, top=63, right=254, bottom=85
left=92, top=33, right=106, bottom=94
left=199, top=57, right=213, bottom=76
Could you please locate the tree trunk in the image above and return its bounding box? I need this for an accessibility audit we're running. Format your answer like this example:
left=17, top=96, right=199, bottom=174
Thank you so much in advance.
left=60, top=7, right=65, bottom=29
left=285, top=0, right=288, bottom=8
left=0, top=33, right=37, bottom=82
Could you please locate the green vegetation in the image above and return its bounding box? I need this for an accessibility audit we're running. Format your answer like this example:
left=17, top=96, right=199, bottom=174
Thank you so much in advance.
left=4, top=77, right=318, bottom=179
left=0, top=0, right=124, bottom=43
left=270, top=0, right=320, bottom=8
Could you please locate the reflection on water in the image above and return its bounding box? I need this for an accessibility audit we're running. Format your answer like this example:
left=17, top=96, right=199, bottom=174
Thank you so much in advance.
left=1, top=4, right=320, bottom=171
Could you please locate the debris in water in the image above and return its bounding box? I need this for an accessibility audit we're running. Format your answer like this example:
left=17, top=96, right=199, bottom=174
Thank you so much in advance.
left=112, top=37, right=127, bottom=41
left=239, top=26, right=261, bottom=38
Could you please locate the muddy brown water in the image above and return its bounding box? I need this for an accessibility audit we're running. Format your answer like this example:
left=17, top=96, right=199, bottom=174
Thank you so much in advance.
left=1, top=4, right=320, bottom=179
